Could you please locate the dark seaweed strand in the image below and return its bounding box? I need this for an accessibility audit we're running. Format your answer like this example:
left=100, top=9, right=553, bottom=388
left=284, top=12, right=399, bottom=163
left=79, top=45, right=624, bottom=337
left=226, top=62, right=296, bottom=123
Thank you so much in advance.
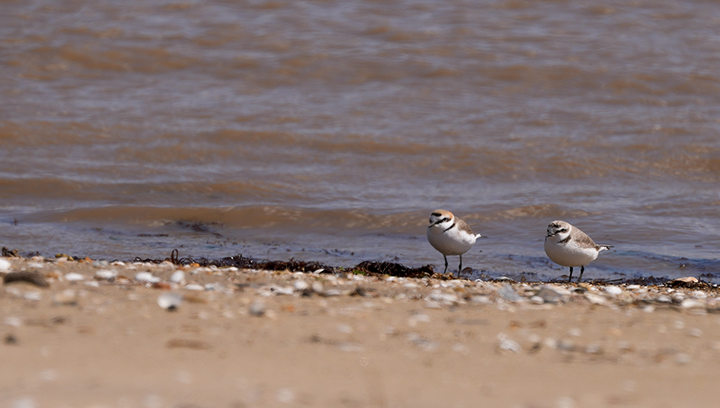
left=131, top=249, right=443, bottom=278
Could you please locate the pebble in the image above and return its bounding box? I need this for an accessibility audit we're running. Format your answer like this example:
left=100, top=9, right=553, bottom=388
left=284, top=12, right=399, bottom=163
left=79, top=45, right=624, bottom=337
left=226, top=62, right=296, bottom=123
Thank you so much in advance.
left=681, top=299, right=705, bottom=309
left=427, top=290, right=459, bottom=305
left=95, top=270, right=117, bottom=280
left=692, top=290, right=707, bottom=299
left=584, top=293, right=606, bottom=305
left=64, top=273, right=85, bottom=282
left=170, top=271, right=185, bottom=284
left=408, top=313, right=431, bottom=327
left=275, top=388, right=295, bottom=404
left=425, top=300, right=442, bottom=309
left=336, top=324, right=353, bottom=334
left=0, top=258, right=10, bottom=272
left=268, top=285, right=293, bottom=296
left=53, top=290, right=78, bottom=305
left=249, top=301, right=266, bottom=317
left=470, top=295, right=492, bottom=304
left=311, top=282, right=324, bottom=294
left=604, top=286, right=623, bottom=295
left=535, top=286, right=563, bottom=304
left=672, top=293, right=686, bottom=302
left=184, top=284, right=204, bottom=291
left=687, top=328, right=703, bottom=338
left=585, top=344, right=602, bottom=354
left=676, top=353, right=692, bottom=365
left=496, top=333, right=521, bottom=353
left=135, top=272, right=161, bottom=283
left=157, top=293, right=183, bottom=310
left=23, top=291, right=42, bottom=301
left=497, top=284, right=523, bottom=302
left=293, top=280, right=309, bottom=291
left=12, top=398, right=35, bottom=408
left=406, top=333, right=437, bottom=351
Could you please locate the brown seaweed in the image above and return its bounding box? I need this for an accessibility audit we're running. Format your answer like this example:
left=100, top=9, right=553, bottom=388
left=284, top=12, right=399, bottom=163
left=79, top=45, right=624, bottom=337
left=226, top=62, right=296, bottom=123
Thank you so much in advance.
left=4, top=271, right=49, bottom=287
left=1, top=247, right=19, bottom=257
left=133, top=249, right=443, bottom=279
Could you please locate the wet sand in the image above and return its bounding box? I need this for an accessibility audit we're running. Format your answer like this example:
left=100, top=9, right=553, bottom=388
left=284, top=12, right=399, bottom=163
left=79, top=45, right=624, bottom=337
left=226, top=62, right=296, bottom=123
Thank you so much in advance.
left=2, top=256, right=720, bottom=408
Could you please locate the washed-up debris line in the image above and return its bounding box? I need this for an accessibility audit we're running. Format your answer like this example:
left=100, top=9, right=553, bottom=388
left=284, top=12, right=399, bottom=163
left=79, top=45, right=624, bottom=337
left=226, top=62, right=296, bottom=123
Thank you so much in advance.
left=133, top=249, right=440, bottom=279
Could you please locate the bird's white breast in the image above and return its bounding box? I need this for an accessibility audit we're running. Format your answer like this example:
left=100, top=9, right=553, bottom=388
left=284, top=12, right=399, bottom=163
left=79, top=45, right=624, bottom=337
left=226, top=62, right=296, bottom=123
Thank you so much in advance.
left=544, top=238, right=598, bottom=267
left=427, top=226, right=477, bottom=256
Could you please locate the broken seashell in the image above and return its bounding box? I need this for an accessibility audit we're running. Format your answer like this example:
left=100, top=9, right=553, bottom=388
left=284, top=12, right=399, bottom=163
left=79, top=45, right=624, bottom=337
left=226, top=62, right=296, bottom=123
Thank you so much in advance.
left=157, top=292, right=182, bottom=310
left=135, top=272, right=161, bottom=283
left=95, top=270, right=117, bottom=280
left=65, top=273, right=85, bottom=282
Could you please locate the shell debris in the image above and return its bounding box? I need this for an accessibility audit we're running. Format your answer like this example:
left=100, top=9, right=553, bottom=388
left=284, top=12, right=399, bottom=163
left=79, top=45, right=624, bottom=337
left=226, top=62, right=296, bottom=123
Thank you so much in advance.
left=157, top=293, right=183, bottom=310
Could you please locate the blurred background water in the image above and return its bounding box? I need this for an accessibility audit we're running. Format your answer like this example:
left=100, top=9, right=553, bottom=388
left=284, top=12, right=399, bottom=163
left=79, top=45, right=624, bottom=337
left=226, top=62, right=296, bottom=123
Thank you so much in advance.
left=1, top=0, right=719, bottom=281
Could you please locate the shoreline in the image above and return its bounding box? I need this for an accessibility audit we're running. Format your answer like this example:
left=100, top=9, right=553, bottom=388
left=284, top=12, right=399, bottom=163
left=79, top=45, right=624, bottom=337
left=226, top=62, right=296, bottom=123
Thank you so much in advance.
left=2, top=255, right=720, bottom=407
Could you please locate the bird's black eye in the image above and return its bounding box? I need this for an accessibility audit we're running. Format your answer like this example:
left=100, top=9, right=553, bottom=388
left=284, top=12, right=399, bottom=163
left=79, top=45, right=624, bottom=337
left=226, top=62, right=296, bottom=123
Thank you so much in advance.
left=559, top=228, right=568, bottom=233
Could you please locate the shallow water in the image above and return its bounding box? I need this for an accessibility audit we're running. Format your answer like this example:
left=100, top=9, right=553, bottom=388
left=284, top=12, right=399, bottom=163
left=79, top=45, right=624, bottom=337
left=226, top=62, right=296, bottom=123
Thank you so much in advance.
left=1, top=0, right=720, bottom=281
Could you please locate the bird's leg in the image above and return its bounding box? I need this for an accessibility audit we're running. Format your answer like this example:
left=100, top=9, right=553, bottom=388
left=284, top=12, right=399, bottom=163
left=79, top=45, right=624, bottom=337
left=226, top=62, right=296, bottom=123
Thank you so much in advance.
left=578, top=266, right=585, bottom=282
left=443, top=255, right=449, bottom=274
left=458, top=255, right=463, bottom=277
left=568, top=266, right=574, bottom=283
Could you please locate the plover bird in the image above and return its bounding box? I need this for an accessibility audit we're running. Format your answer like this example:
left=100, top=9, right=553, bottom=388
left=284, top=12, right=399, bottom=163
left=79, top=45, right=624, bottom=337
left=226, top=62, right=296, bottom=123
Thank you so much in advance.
left=544, top=220, right=612, bottom=282
left=426, top=209, right=483, bottom=275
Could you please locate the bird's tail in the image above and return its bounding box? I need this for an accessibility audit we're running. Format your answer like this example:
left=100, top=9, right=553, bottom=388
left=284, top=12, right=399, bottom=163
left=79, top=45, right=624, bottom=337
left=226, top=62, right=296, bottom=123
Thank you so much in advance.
left=598, top=245, right=613, bottom=252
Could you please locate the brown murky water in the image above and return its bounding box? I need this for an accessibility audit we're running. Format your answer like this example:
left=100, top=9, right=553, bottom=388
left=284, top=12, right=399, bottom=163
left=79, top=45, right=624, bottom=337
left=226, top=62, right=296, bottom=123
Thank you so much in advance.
left=2, top=0, right=720, bottom=281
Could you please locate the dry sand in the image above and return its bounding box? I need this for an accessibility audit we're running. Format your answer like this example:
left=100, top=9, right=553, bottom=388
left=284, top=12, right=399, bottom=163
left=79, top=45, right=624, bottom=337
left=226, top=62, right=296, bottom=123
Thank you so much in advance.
left=1, top=256, right=720, bottom=408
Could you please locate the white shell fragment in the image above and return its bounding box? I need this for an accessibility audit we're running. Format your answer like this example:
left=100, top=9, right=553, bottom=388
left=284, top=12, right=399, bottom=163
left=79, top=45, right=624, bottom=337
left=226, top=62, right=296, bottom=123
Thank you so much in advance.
left=95, top=269, right=117, bottom=280
left=293, top=280, right=309, bottom=292
left=157, top=293, right=183, bottom=310
left=536, top=286, right=563, bottom=304
left=170, top=270, right=186, bottom=284
left=53, top=290, right=78, bottom=305
left=65, top=273, right=85, bottom=282
left=135, top=272, right=161, bottom=283
left=311, top=282, right=324, bottom=294
left=496, top=333, right=521, bottom=353
left=249, top=301, right=266, bottom=316
left=0, top=258, right=11, bottom=272
left=497, top=284, right=523, bottom=302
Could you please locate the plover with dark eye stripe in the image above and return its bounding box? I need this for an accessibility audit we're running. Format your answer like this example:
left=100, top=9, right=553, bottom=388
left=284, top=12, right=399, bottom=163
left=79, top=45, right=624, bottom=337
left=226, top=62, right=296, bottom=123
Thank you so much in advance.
left=426, top=209, right=483, bottom=276
left=544, top=220, right=612, bottom=283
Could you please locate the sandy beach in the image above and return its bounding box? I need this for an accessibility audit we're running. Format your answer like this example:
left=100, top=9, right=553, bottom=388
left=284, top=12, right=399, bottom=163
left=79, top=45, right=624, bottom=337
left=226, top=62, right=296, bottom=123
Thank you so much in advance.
left=1, top=256, right=720, bottom=408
